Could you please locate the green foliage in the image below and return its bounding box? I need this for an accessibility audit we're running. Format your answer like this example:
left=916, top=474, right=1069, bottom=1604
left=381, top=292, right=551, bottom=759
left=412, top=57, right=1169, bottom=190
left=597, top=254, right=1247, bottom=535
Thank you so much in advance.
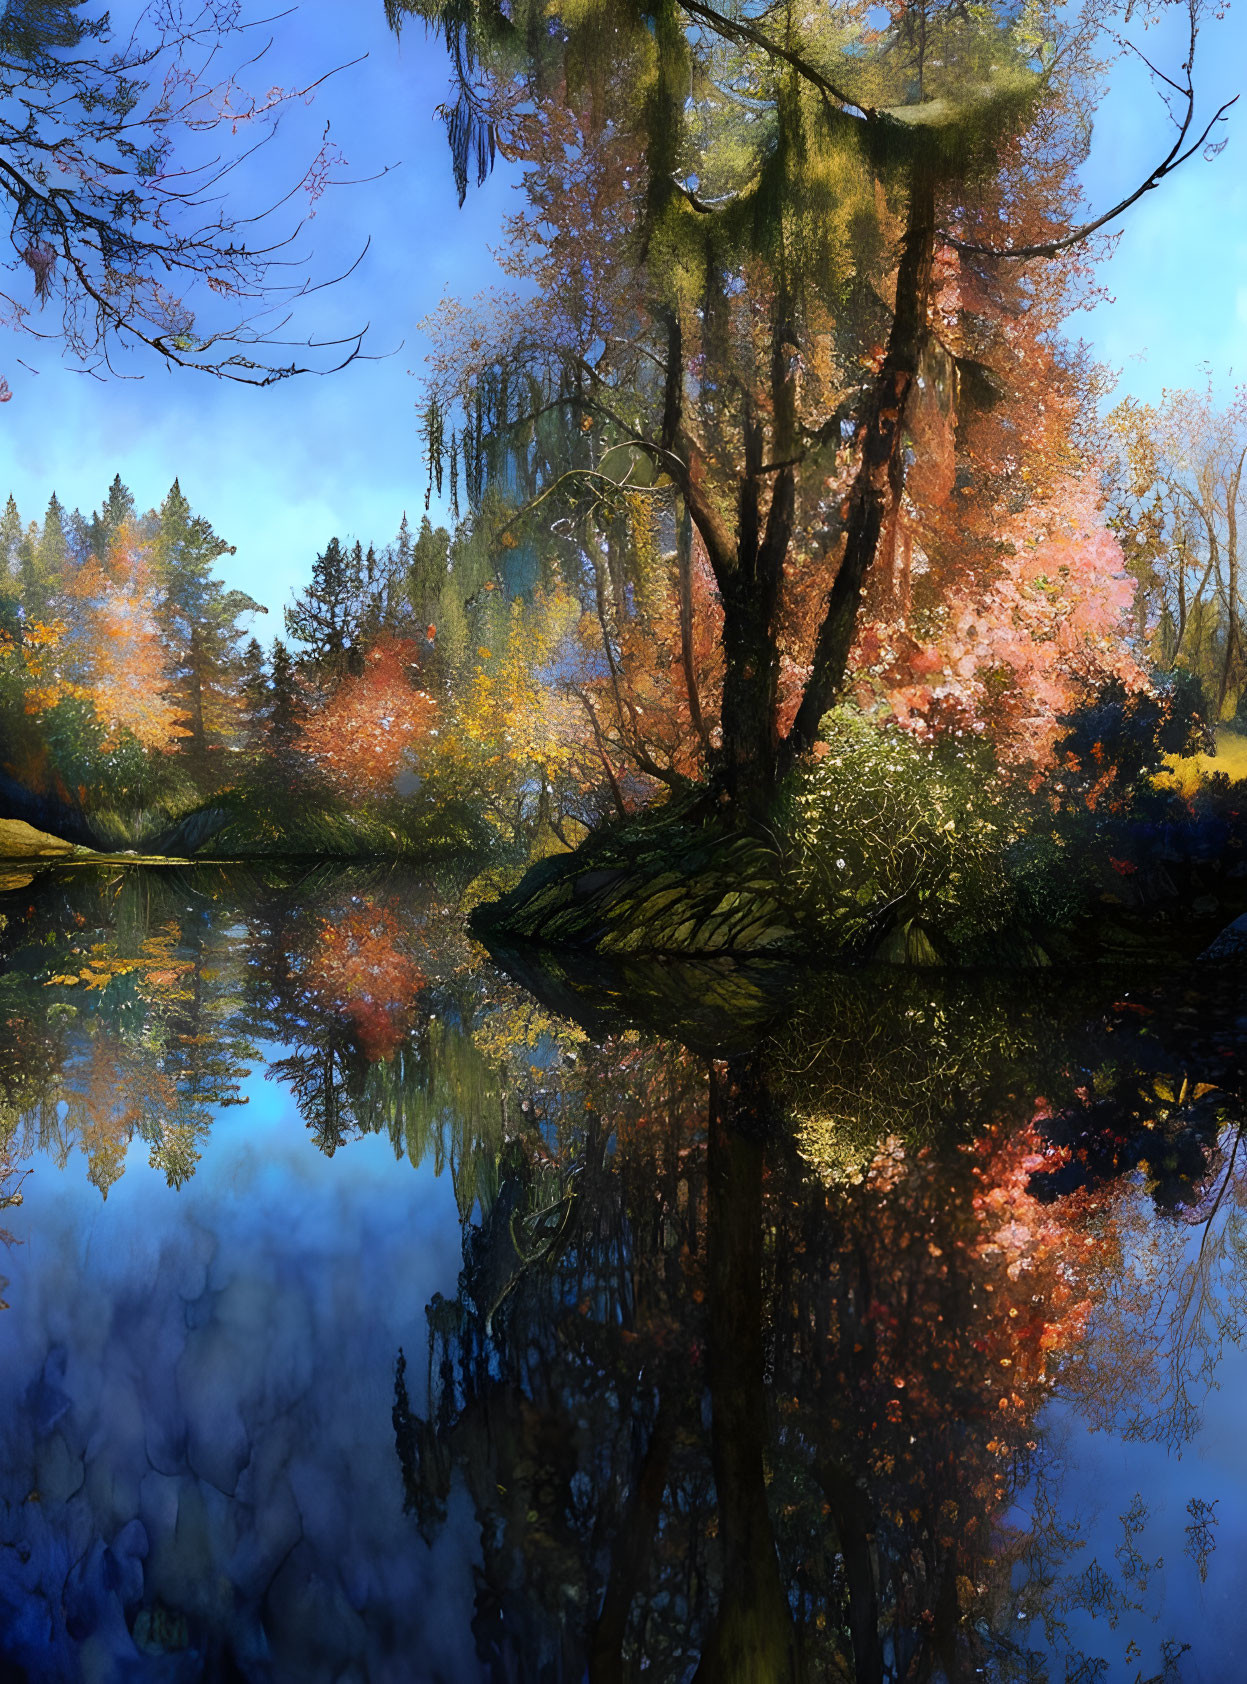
left=284, top=534, right=366, bottom=684
left=90, top=473, right=135, bottom=560
left=39, top=698, right=171, bottom=810
left=768, top=971, right=1104, bottom=1169
left=267, top=638, right=304, bottom=753
left=87, top=803, right=187, bottom=852
left=404, top=514, right=451, bottom=621
left=26, top=492, right=68, bottom=617
left=152, top=478, right=260, bottom=784
left=780, top=709, right=1064, bottom=960
left=435, top=577, right=471, bottom=680
left=402, top=0, right=1051, bottom=534
left=0, top=494, right=24, bottom=585
left=155, top=779, right=492, bottom=861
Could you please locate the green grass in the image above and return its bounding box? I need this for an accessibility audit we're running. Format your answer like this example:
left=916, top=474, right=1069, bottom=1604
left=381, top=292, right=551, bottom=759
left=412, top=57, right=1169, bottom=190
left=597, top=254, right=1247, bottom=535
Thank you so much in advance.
left=149, top=782, right=493, bottom=860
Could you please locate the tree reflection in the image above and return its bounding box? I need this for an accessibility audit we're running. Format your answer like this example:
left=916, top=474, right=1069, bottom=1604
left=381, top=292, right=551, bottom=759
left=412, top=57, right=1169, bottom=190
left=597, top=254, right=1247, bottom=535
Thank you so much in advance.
left=393, top=964, right=1247, bottom=1683
left=0, top=865, right=497, bottom=1188
left=4, top=869, right=1247, bottom=1677
left=1061, top=1111, right=1247, bottom=1454
left=0, top=870, right=257, bottom=1189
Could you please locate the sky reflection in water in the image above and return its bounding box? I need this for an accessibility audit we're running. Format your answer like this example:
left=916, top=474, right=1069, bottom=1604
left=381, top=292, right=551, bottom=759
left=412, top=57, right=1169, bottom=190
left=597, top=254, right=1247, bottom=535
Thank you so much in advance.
left=1, top=1051, right=479, bottom=1683
left=0, top=867, right=1245, bottom=1682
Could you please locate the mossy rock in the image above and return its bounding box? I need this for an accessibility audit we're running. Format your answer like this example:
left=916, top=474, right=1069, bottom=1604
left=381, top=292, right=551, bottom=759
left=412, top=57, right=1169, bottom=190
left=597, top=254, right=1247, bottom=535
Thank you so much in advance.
left=471, top=807, right=799, bottom=957
left=0, top=818, right=78, bottom=859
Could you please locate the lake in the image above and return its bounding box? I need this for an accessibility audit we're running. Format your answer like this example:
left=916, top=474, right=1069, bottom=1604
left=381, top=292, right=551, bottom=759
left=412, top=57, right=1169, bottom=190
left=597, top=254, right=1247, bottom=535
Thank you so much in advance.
left=1, top=864, right=1245, bottom=1682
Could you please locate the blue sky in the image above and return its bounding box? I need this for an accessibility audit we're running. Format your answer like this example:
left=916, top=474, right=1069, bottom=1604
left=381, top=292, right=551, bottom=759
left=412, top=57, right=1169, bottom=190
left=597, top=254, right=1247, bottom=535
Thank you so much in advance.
left=1073, top=1, right=1247, bottom=398
left=0, top=0, right=514, bottom=629
left=1, top=0, right=1244, bottom=635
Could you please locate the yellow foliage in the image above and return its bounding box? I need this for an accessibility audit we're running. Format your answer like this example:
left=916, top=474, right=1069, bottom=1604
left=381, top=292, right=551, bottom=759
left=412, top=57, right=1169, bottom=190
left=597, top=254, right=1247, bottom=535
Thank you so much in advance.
left=435, top=585, right=591, bottom=832
left=1153, top=728, right=1247, bottom=797
left=0, top=617, right=89, bottom=718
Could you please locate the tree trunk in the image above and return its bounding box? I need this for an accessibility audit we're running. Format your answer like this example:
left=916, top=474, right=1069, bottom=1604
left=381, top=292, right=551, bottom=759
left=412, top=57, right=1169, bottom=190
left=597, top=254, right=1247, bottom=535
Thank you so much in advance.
left=716, top=302, right=799, bottom=816
left=587, top=1390, right=680, bottom=1684
left=187, top=623, right=207, bottom=783
left=692, top=1058, right=799, bottom=1683
left=1217, top=449, right=1247, bottom=715
left=678, top=502, right=713, bottom=760
left=718, top=557, right=786, bottom=816
left=782, top=164, right=937, bottom=773
left=817, top=1466, right=885, bottom=1684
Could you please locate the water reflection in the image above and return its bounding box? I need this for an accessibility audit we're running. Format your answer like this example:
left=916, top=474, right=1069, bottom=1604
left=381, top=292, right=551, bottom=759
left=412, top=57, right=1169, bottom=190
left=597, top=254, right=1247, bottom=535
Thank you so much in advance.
left=1, top=867, right=1245, bottom=1679
left=396, top=977, right=1243, bottom=1683
left=0, top=866, right=499, bottom=1194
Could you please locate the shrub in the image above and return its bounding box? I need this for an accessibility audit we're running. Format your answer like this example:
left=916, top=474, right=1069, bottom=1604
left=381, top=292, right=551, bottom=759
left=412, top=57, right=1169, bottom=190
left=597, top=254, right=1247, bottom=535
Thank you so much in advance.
left=780, top=709, right=1094, bottom=960
left=1055, top=670, right=1211, bottom=804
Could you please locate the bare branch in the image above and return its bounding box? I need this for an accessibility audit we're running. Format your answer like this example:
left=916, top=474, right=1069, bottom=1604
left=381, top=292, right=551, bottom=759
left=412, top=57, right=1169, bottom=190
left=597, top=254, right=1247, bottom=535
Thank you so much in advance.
left=950, top=3, right=1234, bottom=261
left=0, top=0, right=368, bottom=382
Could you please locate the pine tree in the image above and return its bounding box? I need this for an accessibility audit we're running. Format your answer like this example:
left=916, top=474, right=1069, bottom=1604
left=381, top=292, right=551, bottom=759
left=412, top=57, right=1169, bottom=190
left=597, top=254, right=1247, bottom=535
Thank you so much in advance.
left=91, top=475, right=135, bottom=560
left=17, top=521, right=39, bottom=614
left=17, top=502, right=67, bottom=622
left=358, top=542, right=385, bottom=647
left=348, top=542, right=371, bottom=672
left=67, top=507, right=93, bottom=568
left=152, top=480, right=260, bottom=785
left=406, top=516, right=451, bottom=623
left=284, top=536, right=365, bottom=686
left=238, top=637, right=270, bottom=756
left=0, top=494, right=22, bottom=585
left=30, top=493, right=70, bottom=618
left=268, top=639, right=305, bottom=756
left=394, top=512, right=414, bottom=577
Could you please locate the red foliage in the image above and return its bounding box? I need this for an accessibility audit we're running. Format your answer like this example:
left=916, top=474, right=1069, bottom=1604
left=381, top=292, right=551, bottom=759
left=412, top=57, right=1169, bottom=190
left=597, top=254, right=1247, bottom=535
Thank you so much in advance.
left=301, top=900, right=427, bottom=1060
left=298, top=636, right=438, bottom=797
left=847, top=481, right=1142, bottom=765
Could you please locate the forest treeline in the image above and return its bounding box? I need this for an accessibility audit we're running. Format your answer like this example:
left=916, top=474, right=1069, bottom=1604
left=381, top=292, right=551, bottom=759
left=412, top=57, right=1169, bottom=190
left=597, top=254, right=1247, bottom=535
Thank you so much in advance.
left=3, top=374, right=1246, bottom=870
left=0, top=474, right=598, bottom=852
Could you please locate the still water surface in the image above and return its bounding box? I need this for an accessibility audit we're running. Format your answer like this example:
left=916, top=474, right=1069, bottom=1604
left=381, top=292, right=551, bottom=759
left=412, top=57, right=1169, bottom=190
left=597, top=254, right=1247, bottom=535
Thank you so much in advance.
left=1, top=865, right=1245, bottom=1682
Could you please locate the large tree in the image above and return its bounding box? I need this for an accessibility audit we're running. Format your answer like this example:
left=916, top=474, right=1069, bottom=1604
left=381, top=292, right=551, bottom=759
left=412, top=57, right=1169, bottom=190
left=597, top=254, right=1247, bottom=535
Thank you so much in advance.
left=393, top=0, right=1230, bottom=817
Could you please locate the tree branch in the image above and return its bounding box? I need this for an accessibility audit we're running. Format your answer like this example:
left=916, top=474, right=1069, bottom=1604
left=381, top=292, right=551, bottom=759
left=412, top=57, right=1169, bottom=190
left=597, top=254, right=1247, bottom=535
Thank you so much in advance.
left=949, top=2, right=1233, bottom=261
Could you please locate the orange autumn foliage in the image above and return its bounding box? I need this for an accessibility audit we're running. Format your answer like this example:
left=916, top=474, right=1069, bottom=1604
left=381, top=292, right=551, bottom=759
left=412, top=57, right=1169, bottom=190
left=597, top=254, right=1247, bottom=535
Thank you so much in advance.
left=0, top=619, right=92, bottom=800
left=298, top=636, right=437, bottom=797
left=575, top=533, right=724, bottom=801
left=61, top=1037, right=183, bottom=1199
left=63, top=522, right=188, bottom=753
left=849, top=479, right=1142, bottom=765
left=300, top=901, right=427, bottom=1061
